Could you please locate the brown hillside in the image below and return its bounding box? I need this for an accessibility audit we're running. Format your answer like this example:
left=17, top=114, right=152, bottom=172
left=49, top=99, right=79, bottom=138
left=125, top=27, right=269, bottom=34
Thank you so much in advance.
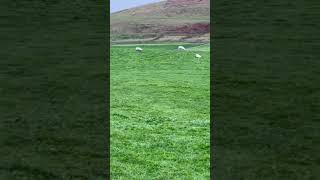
left=111, top=0, right=210, bottom=43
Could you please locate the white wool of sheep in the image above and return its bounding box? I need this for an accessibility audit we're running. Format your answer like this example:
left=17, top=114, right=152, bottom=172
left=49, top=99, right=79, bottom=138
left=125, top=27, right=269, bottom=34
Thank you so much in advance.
left=195, top=54, right=202, bottom=58
left=136, top=47, right=143, bottom=52
left=178, top=46, right=186, bottom=50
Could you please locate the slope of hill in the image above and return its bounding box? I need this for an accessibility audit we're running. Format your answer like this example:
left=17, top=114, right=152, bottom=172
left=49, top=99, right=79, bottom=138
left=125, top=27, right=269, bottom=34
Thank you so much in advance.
left=111, top=0, right=210, bottom=43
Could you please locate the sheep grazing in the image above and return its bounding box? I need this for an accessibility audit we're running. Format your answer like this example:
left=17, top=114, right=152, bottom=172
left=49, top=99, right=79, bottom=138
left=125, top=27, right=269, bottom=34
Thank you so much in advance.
left=195, top=54, right=202, bottom=58
left=135, top=47, right=143, bottom=52
left=178, top=46, right=186, bottom=51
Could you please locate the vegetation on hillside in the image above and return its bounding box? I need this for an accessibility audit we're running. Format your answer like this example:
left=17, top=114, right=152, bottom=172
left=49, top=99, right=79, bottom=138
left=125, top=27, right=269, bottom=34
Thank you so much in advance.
left=111, top=0, right=210, bottom=43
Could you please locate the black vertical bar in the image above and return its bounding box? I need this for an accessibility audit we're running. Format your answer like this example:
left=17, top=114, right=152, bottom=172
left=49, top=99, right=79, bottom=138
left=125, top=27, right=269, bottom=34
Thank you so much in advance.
left=106, top=0, right=111, bottom=178
left=0, top=0, right=109, bottom=178
left=212, top=0, right=320, bottom=179
left=210, top=0, right=215, bottom=178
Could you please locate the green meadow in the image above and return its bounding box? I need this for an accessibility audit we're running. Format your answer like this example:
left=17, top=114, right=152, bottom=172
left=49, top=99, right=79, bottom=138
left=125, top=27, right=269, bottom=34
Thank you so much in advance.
left=110, top=44, right=210, bottom=179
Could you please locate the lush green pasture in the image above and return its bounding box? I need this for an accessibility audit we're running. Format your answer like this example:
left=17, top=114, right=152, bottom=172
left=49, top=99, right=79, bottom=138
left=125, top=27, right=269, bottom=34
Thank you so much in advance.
left=187, top=43, right=210, bottom=52
left=111, top=44, right=210, bottom=179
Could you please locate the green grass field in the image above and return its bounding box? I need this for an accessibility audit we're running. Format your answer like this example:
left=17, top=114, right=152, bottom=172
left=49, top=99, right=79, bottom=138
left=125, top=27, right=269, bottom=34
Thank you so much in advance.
left=111, top=44, right=210, bottom=179
left=187, top=43, right=210, bottom=52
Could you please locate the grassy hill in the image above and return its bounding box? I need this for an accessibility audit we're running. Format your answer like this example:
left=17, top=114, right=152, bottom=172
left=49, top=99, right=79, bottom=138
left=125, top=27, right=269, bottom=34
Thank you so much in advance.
left=111, top=0, right=210, bottom=43
left=111, top=44, right=210, bottom=178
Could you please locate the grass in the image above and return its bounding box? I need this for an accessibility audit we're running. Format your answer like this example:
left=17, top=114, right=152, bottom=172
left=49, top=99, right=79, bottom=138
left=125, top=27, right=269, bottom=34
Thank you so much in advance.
left=0, top=1, right=107, bottom=179
left=110, top=44, right=210, bottom=179
left=213, top=0, right=320, bottom=179
left=187, top=44, right=210, bottom=52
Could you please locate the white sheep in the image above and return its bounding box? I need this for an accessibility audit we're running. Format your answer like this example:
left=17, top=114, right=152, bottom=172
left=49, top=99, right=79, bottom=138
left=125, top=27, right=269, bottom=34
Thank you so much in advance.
left=195, top=53, right=202, bottom=58
left=178, top=46, right=186, bottom=51
left=136, top=47, right=143, bottom=52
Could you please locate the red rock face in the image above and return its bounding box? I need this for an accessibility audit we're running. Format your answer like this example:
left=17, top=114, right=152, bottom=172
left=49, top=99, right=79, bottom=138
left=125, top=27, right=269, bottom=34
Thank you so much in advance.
left=166, top=23, right=210, bottom=34
left=176, top=23, right=210, bottom=34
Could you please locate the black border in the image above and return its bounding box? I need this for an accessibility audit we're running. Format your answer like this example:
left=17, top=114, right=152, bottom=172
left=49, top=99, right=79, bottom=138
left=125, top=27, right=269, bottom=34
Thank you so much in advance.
left=1, top=1, right=110, bottom=178
left=210, top=0, right=214, bottom=178
left=106, top=0, right=111, bottom=178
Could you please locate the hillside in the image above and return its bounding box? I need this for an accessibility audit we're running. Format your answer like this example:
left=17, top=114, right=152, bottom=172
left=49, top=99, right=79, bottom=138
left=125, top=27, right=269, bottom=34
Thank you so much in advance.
left=110, top=0, right=210, bottom=43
